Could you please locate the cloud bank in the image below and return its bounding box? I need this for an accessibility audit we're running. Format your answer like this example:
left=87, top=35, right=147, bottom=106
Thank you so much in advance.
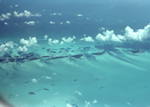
left=1, top=24, right=150, bottom=55
left=96, top=24, right=150, bottom=43
left=14, top=10, right=41, bottom=18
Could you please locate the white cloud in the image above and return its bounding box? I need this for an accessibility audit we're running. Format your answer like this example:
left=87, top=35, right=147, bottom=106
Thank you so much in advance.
left=99, top=27, right=105, bottom=31
left=53, top=73, right=57, bottom=75
left=4, top=22, right=8, bottom=25
left=0, top=13, right=11, bottom=21
left=24, top=21, right=36, bottom=25
left=18, top=46, right=28, bottom=52
left=96, top=30, right=122, bottom=42
left=75, top=91, right=82, bottom=96
left=44, top=35, right=48, bottom=40
left=75, top=14, right=83, bottom=17
left=124, top=24, right=150, bottom=41
left=14, top=11, right=23, bottom=17
left=80, top=36, right=94, bottom=42
left=92, top=99, right=98, bottom=104
left=49, top=21, right=55, bottom=24
left=14, top=10, right=41, bottom=18
left=66, top=104, right=72, bottom=107
left=62, top=36, right=76, bottom=43
left=0, top=44, right=8, bottom=53
left=31, top=78, right=38, bottom=83
left=60, top=41, right=64, bottom=45
left=66, top=21, right=71, bottom=24
left=20, top=37, right=37, bottom=47
left=52, top=39, right=59, bottom=44
left=45, top=76, right=52, bottom=79
left=50, top=13, right=62, bottom=16
left=48, top=38, right=59, bottom=45
left=5, top=41, right=16, bottom=48
left=15, top=4, right=18, bottom=7
left=85, top=101, right=91, bottom=107
left=96, top=23, right=150, bottom=42
left=60, top=22, right=63, bottom=25
left=0, top=41, right=17, bottom=53
left=48, top=38, right=52, bottom=44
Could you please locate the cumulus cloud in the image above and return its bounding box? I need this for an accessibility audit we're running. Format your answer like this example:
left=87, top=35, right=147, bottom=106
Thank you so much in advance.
left=45, top=76, right=52, bottom=79
left=66, top=104, right=72, bottom=107
left=41, top=76, right=52, bottom=79
left=60, top=41, right=64, bottom=45
left=31, top=78, right=38, bottom=83
left=20, top=37, right=37, bottom=47
left=66, top=21, right=71, bottom=24
left=60, top=22, right=63, bottom=25
left=24, top=21, right=36, bottom=25
left=14, top=10, right=41, bottom=18
left=49, top=21, right=55, bottom=24
left=0, top=13, right=11, bottom=21
left=96, top=24, right=150, bottom=42
left=96, top=30, right=122, bottom=42
left=0, top=44, right=8, bottom=53
left=18, top=46, right=28, bottom=52
left=92, top=99, right=98, bottom=104
left=62, top=36, right=76, bottom=43
left=48, top=38, right=59, bottom=45
left=80, top=35, right=94, bottom=42
left=75, top=14, right=83, bottom=17
left=124, top=24, right=150, bottom=41
left=52, top=40, right=59, bottom=44
left=75, top=91, right=82, bottom=96
left=4, top=22, right=8, bottom=25
left=85, top=101, right=91, bottom=107
left=99, top=27, right=105, bottom=31
left=0, top=41, right=17, bottom=53
left=53, top=73, right=57, bottom=75
left=15, top=4, right=18, bottom=7
left=44, top=35, right=48, bottom=40
left=5, top=41, right=17, bottom=48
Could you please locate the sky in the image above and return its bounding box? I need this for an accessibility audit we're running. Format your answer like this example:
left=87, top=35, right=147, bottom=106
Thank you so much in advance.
left=1, top=0, right=150, bottom=53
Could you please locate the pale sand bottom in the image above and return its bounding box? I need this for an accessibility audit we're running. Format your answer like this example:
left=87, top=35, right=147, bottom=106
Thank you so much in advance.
left=0, top=52, right=150, bottom=107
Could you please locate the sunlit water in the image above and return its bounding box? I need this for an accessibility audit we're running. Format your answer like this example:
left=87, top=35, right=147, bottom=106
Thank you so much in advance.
left=1, top=44, right=150, bottom=107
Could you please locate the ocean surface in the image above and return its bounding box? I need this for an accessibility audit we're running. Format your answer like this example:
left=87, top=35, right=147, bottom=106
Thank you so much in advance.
left=1, top=0, right=150, bottom=107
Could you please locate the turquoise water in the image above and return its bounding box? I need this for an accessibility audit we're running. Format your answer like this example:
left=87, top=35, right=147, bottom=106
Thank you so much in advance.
left=1, top=50, right=150, bottom=107
left=1, top=0, right=150, bottom=107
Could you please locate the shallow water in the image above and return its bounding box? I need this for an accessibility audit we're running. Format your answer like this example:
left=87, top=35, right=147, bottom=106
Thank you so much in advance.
left=1, top=49, right=150, bottom=107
